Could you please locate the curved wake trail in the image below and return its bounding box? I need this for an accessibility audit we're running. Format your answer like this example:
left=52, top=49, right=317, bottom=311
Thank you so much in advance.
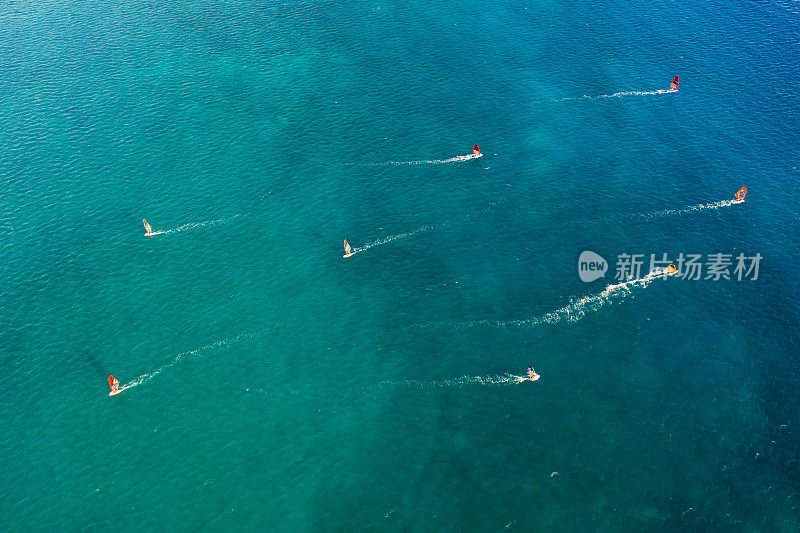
left=350, top=153, right=484, bottom=167
left=625, top=198, right=743, bottom=220
left=554, top=89, right=673, bottom=102
left=417, top=268, right=674, bottom=330
left=117, top=331, right=253, bottom=393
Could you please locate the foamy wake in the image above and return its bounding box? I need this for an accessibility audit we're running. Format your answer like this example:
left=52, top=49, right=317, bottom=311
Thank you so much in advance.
left=417, top=268, right=673, bottom=330
left=627, top=198, right=743, bottom=220
left=348, top=223, right=444, bottom=256
left=146, top=215, right=242, bottom=237
left=244, top=373, right=534, bottom=398
left=379, top=373, right=534, bottom=388
left=554, top=89, right=673, bottom=102
left=117, top=331, right=253, bottom=393
left=345, top=199, right=506, bottom=258
left=351, top=153, right=484, bottom=166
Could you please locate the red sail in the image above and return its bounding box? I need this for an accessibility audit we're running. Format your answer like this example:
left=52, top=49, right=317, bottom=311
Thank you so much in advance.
left=735, top=186, right=747, bottom=201
left=108, top=375, right=116, bottom=390
left=473, top=144, right=480, bottom=155
left=670, top=76, right=679, bottom=91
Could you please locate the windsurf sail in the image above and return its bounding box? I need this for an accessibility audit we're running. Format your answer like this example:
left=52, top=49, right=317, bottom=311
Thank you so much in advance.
left=344, top=239, right=352, bottom=255
left=670, top=76, right=679, bottom=91
left=143, top=219, right=152, bottom=234
left=473, top=144, right=481, bottom=155
left=109, top=375, right=118, bottom=390
left=735, top=186, right=747, bottom=201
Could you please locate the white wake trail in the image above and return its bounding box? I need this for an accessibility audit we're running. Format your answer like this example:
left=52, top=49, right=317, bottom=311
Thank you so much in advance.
left=554, top=88, right=674, bottom=102
left=145, top=215, right=243, bottom=237
left=379, top=373, right=535, bottom=388
left=351, top=152, right=484, bottom=167
left=344, top=197, right=507, bottom=259
left=418, top=268, right=674, bottom=330
left=627, top=198, right=743, bottom=220
left=117, top=332, right=253, bottom=393
left=244, top=372, right=536, bottom=399
left=348, top=223, right=443, bottom=256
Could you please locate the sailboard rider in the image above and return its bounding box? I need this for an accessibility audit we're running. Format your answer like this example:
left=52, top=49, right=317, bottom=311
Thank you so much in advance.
left=109, top=375, right=120, bottom=395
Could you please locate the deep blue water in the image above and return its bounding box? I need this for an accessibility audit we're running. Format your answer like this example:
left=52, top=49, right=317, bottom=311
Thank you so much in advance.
left=1, top=0, right=799, bottom=530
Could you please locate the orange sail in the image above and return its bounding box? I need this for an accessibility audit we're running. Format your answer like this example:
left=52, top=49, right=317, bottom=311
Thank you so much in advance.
left=108, top=375, right=116, bottom=390
left=473, top=144, right=481, bottom=155
left=735, top=186, right=747, bottom=201
left=670, top=76, right=679, bottom=91
left=143, top=219, right=152, bottom=234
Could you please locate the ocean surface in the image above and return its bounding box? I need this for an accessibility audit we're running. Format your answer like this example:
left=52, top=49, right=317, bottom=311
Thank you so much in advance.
left=1, top=0, right=799, bottom=530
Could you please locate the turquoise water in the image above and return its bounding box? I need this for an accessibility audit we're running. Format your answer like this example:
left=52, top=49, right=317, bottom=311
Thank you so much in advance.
left=2, top=0, right=799, bottom=530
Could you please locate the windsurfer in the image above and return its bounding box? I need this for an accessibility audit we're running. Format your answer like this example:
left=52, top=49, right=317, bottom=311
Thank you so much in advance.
left=109, top=375, right=119, bottom=394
